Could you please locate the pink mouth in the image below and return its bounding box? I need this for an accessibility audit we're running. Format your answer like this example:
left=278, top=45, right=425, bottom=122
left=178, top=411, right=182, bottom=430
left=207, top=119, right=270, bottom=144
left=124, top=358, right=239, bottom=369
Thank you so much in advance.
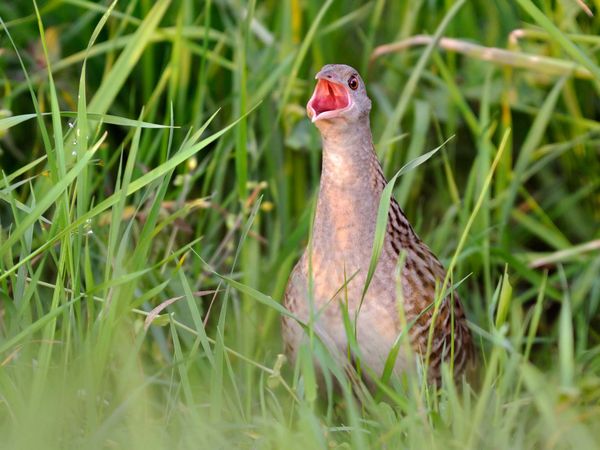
left=307, top=78, right=351, bottom=122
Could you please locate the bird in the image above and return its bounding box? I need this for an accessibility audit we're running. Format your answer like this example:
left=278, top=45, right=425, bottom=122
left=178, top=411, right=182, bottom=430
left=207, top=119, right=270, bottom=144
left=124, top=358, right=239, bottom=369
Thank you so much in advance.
left=282, top=64, right=474, bottom=389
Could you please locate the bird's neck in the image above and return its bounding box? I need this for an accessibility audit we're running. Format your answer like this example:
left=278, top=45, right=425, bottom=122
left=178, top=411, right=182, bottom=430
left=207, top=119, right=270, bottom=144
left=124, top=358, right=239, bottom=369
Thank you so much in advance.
left=319, top=120, right=379, bottom=187
left=312, top=119, right=385, bottom=262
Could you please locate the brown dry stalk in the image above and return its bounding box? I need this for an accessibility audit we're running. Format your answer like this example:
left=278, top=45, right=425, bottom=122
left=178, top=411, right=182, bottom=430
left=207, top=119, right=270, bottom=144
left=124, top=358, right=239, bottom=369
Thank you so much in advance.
left=529, top=239, right=600, bottom=268
left=143, top=289, right=219, bottom=330
left=575, top=0, right=593, bottom=17
left=371, top=34, right=592, bottom=79
left=98, top=197, right=211, bottom=226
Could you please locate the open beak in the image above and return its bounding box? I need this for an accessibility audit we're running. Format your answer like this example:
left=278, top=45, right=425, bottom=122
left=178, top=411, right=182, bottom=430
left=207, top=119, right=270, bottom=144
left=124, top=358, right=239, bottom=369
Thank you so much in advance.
left=307, top=74, right=352, bottom=123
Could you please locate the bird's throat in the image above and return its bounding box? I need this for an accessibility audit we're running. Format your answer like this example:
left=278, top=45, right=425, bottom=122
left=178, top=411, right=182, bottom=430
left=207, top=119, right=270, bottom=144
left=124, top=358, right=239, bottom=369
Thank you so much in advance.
left=312, top=121, right=385, bottom=262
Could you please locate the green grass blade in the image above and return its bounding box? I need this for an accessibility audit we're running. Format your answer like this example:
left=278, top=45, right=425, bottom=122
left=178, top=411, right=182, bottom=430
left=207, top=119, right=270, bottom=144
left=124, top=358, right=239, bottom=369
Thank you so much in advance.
left=87, top=0, right=171, bottom=115
left=0, top=132, right=106, bottom=258
left=376, top=0, right=466, bottom=158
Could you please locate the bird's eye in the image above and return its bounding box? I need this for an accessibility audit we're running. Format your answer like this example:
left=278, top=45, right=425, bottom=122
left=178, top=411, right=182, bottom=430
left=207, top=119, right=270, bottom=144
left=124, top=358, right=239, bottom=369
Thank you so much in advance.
left=348, top=75, right=359, bottom=90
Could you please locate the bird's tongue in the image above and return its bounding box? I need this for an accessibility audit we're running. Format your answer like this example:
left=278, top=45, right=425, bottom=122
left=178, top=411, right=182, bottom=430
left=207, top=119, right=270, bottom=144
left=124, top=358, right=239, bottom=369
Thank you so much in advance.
left=308, top=79, right=349, bottom=116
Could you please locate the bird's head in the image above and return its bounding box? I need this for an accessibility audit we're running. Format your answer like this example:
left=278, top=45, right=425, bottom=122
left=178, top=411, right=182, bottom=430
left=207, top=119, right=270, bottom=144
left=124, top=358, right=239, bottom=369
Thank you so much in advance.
left=307, top=64, right=371, bottom=129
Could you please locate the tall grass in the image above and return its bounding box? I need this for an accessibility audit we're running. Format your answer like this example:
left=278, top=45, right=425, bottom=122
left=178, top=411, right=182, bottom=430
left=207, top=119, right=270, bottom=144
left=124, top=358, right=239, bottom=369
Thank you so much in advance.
left=1, top=1, right=599, bottom=448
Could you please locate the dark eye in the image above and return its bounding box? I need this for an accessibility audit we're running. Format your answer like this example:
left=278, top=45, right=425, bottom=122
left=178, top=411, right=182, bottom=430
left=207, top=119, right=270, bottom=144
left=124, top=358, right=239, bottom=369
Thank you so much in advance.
left=348, top=75, right=359, bottom=90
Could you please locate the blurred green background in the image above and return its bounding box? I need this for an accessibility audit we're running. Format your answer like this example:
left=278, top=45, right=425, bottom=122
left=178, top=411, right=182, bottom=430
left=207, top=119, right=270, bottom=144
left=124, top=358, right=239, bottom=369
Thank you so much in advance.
left=1, top=0, right=599, bottom=448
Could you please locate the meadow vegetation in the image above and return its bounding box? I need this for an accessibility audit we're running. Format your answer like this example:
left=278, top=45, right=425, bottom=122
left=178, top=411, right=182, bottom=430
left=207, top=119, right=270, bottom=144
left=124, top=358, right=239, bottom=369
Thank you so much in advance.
left=1, top=0, right=599, bottom=448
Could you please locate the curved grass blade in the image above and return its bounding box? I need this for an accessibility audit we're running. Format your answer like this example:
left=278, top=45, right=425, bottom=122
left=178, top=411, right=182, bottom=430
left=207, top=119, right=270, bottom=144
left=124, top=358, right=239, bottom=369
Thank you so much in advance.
left=358, top=136, right=454, bottom=313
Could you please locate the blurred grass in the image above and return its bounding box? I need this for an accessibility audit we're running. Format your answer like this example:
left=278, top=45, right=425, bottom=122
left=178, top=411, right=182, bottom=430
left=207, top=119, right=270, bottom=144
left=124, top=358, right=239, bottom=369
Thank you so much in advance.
left=1, top=0, right=599, bottom=448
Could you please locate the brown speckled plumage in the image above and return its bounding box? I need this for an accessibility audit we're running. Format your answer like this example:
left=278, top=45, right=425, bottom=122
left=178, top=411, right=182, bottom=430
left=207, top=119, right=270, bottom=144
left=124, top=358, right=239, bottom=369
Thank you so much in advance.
left=282, top=64, right=473, bottom=386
